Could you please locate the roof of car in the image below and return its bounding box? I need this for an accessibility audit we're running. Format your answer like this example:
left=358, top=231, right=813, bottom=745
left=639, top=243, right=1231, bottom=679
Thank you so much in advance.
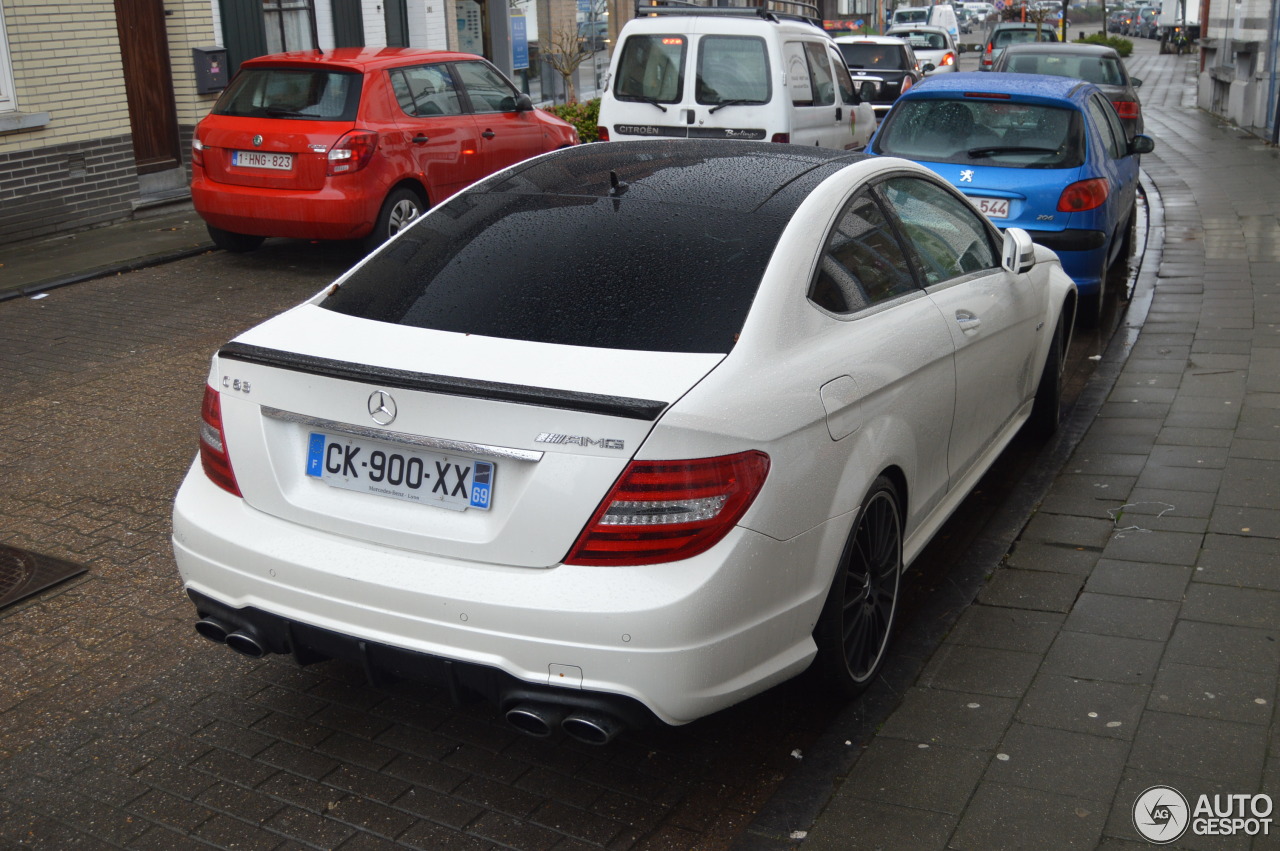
left=906, top=70, right=1094, bottom=102
left=887, top=24, right=951, bottom=34
left=834, top=34, right=910, bottom=44
left=241, top=48, right=481, bottom=72
left=999, top=42, right=1121, bottom=58
left=989, top=21, right=1057, bottom=29
left=491, top=140, right=868, bottom=217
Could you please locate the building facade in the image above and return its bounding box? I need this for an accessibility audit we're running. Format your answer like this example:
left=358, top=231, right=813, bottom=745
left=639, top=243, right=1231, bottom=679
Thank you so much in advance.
left=1196, top=0, right=1280, bottom=141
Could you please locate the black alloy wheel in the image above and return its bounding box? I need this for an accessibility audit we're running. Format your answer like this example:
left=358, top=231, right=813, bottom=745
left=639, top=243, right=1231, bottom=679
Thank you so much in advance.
left=814, top=476, right=903, bottom=695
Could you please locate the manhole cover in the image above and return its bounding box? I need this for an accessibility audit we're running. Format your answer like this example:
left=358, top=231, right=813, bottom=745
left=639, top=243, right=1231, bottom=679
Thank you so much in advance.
left=0, top=544, right=85, bottom=609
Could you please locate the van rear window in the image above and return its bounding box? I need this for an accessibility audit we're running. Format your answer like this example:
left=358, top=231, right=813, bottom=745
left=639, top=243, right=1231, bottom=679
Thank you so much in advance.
left=696, top=36, right=769, bottom=106
left=214, top=68, right=362, bottom=121
left=614, top=35, right=687, bottom=103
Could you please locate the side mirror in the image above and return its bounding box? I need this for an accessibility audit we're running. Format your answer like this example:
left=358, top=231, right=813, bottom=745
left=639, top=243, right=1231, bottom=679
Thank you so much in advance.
left=1130, top=76, right=1143, bottom=87
left=1129, top=133, right=1155, bottom=155
left=923, top=62, right=937, bottom=73
left=857, top=80, right=880, bottom=101
left=514, top=93, right=534, bottom=112
left=1002, top=228, right=1036, bottom=275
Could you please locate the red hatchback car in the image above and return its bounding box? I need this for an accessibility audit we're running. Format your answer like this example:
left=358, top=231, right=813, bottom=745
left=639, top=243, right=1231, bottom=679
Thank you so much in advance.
left=192, top=48, right=579, bottom=253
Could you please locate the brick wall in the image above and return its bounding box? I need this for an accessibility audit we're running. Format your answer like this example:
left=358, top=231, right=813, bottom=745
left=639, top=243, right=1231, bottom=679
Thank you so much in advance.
left=0, top=135, right=139, bottom=243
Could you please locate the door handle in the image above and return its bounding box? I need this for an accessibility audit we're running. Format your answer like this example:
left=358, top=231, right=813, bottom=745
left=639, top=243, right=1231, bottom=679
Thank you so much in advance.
left=481, top=129, right=496, bottom=139
left=836, top=107, right=843, bottom=121
left=956, top=309, right=981, bottom=333
left=412, top=134, right=430, bottom=143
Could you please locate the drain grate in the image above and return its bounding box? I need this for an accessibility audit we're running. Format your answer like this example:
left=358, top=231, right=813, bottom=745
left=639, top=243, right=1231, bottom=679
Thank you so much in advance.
left=0, top=544, right=86, bottom=609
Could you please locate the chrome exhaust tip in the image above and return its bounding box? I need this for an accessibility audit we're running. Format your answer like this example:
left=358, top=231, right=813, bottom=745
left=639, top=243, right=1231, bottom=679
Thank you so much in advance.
left=505, top=702, right=565, bottom=738
left=195, top=618, right=230, bottom=644
left=224, top=630, right=266, bottom=658
left=562, top=711, right=623, bottom=745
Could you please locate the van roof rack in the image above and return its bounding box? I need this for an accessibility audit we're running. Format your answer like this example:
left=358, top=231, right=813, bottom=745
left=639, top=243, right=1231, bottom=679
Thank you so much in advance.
left=633, top=0, right=823, bottom=28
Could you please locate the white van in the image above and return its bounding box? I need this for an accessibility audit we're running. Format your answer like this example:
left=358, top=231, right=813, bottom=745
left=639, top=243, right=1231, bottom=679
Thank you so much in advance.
left=892, top=4, right=959, bottom=40
left=598, top=0, right=876, bottom=151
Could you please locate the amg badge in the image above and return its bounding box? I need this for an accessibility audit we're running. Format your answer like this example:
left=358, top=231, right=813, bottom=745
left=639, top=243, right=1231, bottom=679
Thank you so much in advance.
left=536, top=433, right=625, bottom=450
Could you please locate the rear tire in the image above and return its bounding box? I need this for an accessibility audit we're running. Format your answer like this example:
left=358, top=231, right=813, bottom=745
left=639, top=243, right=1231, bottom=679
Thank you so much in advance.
left=362, top=187, right=424, bottom=254
left=207, top=224, right=265, bottom=253
left=812, top=476, right=903, bottom=697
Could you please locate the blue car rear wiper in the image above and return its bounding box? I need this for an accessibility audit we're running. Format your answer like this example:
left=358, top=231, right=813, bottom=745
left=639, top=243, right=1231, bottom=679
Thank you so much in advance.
left=968, top=145, right=1059, bottom=157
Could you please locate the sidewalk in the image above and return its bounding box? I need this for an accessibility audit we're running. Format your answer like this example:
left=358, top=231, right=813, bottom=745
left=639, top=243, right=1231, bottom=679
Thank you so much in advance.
left=766, top=43, right=1280, bottom=851
left=0, top=202, right=211, bottom=301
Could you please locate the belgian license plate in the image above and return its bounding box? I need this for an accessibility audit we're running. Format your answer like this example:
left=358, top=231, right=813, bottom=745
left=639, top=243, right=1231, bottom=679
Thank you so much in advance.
left=973, top=197, right=1010, bottom=219
left=233, top=150, right=293, bottom=170
left=305, top=433, right=493, bottom=511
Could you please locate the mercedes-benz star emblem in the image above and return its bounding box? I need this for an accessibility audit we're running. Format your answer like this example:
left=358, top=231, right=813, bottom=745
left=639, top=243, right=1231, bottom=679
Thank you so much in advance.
left=367, top=390, right=397, bottom=426
left=252, top=134, right=263, bottom=147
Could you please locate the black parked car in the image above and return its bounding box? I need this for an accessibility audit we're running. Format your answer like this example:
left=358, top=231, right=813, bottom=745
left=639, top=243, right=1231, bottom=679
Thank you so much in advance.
left=834, top=35, right=924, bottom=116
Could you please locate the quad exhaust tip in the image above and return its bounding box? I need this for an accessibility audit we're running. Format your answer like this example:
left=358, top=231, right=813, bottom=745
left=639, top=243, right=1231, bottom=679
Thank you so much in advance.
left=505, top=702, right=625, bottom=745
left=194, top=617, right=265, bottom=658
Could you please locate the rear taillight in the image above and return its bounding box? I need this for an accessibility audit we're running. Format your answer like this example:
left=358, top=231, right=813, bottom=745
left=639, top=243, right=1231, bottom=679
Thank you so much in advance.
left=596, top=126, right=610, bottom=142
left=200, top=385, right=241, bottom=497
left=564, top=451, right=770, bottom=566
left=1058, top=177, right=1109, bottom=212
left=1112, top=100, right=1140, bottom=119
left=771, top=133, right=791, bottom=143
left=940, top=52, right=957, bottom=67
left=191, top=138, right=205, bottom=168
left=327, top=130, right=379, bottom=176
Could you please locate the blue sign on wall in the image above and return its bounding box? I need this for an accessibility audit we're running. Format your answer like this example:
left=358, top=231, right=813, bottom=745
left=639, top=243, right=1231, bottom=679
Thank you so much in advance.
left=511, top=14, right=529, bottom=70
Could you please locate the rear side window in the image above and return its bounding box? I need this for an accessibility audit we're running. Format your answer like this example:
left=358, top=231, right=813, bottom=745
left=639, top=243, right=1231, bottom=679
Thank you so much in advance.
left=873, top=98, right=1084, bottom=168
left=785, top=41, right=836, bottom=107
left=214, top=68, right=362, bottom=120
left=615, top=35, right=687, bottom=103
left=321, top=193, right=787, bottom=354
left=696, top=36, right=769, bottom=106
left=390, top=64, right=464, bottom=116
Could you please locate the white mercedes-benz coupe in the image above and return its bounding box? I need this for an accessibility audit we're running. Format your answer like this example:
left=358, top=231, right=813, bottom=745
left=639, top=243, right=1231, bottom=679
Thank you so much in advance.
left=172, top=140, right=1076, bottom=744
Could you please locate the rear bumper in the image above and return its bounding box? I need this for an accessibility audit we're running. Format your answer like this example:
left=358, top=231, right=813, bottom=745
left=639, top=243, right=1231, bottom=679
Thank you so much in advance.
left=1024, top=228, right=1109, bottom=294
left=172, top=464, right=837, bottom=726
left=191, top=171, right=381, bottom=240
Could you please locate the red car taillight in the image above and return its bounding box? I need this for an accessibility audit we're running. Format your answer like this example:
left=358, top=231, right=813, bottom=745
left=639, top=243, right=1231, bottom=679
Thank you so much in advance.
left=327, top=130, right=379, bottom=176
left=564, top=451, right=770, bottom=566
left=1058, top=177, right=1110, bottom=212
left=771, top=133, right=791, bottom=143
left=596, top=126, right=610, bottom=142
left=191, top=138, right=205, bottom=168
left=1112, top=100, right=1140, bottom=120
left=200, top=385, right=241, bottom=497
left=940, top=52, right=957, bottom=67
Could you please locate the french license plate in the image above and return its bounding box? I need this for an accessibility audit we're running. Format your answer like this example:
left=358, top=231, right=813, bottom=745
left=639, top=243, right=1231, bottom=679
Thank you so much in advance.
left=233, top=150, right=293, bottom=170
left=305, top=433, right=493, bottom=511
left=973, top=197, right=1010, bottom=219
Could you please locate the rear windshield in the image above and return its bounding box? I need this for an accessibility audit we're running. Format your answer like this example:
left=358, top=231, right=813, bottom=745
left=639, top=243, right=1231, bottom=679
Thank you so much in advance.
left=614, top=34, right=687, bottom=104
left=873, top=98, right=1085, bottom=169
left=839, top=43, right=908, bottom=70
left=214, top=67, right=362, bottom=120
left=896, top=30, right=948, bottom=50
left=696, top=36, right=770, bottom=106
left=994, top=27, right=1058, bottom=47
left=1004, top=53, right=1127, bottom=86
left=320, top=193, right=786, bottom=353
left=894, top=9, right=929, bottom=23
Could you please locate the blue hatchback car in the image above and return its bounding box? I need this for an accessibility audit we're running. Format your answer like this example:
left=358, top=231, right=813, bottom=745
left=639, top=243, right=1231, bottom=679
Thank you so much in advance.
left=868, top=72, right=1154, bottom=324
